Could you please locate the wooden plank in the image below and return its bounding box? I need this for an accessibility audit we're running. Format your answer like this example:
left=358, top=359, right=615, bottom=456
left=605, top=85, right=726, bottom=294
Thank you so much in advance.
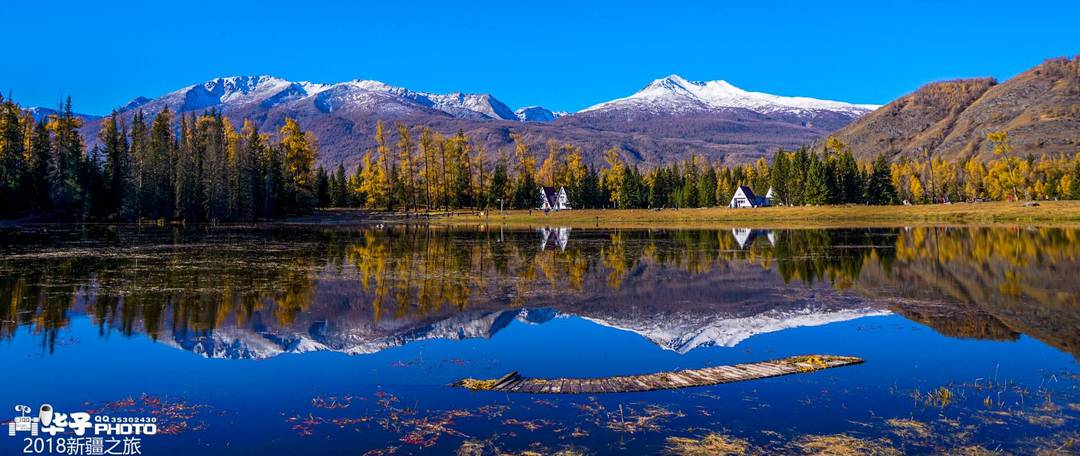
left=451, top=355, right=863, bottom=394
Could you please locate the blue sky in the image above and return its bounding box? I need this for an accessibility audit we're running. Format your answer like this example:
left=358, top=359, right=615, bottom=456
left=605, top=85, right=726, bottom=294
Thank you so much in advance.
left=2, top=1, right=1077, bottom=115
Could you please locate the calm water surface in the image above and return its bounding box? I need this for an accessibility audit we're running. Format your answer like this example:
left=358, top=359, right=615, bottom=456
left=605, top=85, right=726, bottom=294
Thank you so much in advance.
left=1, top=224, right=1078, bottom=454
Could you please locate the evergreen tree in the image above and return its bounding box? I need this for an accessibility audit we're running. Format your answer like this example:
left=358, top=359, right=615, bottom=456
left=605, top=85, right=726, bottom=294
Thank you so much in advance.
left=0, top=97, right=26, bottom=216
left=240, top=121, right=264, bottom=219
left=128, top=111, right=149, bottom=218
left=332, top=162, right=348, bottom=207
left=835, top=150, right=862, bottom=203
left=263, top=144, right=286, bottom=218
left=79, top=146, right=106, bottom=218
left=99, top=111, right=132, bottom=218
left=315, top=166, right=331, bottom=207
left=770, top=150, right=791, bottom=205
left=865, top=155, right=897, bottom=205
left=26, top=119, right=52, bottom=212
left=804, top=154, right=829, bottom=205
left=488, top=157, right=509, bottom=210
left=697, top=167, right=718, bottom=207
left=148, top=108, right=176, bottom=220
left=578, top=166, right=602, bottom=209
left=49, top=96, right=85, bottom=213
left=174, top=114, right=198, bottom=221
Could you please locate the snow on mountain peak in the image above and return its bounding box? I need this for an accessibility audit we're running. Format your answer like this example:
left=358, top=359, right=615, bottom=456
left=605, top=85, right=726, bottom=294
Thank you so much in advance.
left=582, top=74, right=879, bottom=116
left=515, top=106, right=565, bottom=122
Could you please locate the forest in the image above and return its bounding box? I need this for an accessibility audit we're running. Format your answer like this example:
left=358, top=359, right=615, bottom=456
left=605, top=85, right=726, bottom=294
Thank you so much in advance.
left=308, top=124, right=1080, bottom=211
left=2, top=95, right=1080, bottom=221
left=0, top=96, right=318, bottom=222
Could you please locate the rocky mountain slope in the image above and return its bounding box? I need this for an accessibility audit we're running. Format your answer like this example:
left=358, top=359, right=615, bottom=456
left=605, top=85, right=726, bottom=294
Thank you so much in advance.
left=830, top=57, right=1080, bottom=161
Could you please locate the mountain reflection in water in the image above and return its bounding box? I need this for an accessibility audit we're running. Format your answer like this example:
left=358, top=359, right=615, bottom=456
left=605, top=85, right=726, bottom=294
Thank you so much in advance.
left=1, top=225, right=1078, bottom=360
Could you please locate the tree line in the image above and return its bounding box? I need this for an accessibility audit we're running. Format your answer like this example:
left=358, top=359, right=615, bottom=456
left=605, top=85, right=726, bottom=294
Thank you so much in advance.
left=0, top=95, right=318, bottom=221
left=5, top=95, right=1080, bottom=221
left=325, top=124, right=1080, bottom=210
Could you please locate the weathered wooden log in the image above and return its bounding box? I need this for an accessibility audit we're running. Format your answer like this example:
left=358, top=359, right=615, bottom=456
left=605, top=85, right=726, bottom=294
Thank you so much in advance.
left=452, top=354, right=863, bottom=394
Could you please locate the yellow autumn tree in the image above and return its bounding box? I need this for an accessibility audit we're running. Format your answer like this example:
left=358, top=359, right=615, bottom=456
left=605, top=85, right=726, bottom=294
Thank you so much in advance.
left=600, top=147, right=625, bottom=207
left=279, top=117, right=318, bottom=206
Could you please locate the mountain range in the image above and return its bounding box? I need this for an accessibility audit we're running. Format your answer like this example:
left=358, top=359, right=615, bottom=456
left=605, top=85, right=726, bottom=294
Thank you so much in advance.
left=33, top=57, right=1080, bottom=168
left=62, top=74, right=877, bottom=168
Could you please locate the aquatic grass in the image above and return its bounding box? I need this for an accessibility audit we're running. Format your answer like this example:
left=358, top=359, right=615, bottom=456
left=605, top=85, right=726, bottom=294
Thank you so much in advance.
left=664, top=433, right=753, bottom=455
left=792, top=434, right=901, bottom=455
left=884, top=418, right=932, bottom=440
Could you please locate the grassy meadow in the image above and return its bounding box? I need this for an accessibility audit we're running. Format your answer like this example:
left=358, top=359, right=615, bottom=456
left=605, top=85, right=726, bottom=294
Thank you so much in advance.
left=422, top=201, right=1080, bottom=228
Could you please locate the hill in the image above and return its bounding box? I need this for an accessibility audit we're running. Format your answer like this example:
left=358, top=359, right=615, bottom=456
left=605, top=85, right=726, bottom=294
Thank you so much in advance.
left=831, top=57, right=1080, bottom=161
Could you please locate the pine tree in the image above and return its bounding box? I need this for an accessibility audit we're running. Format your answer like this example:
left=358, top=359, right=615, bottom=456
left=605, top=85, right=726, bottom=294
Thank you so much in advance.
left=128, top=111, right=149, bottom=218
left=99, top=111, right=132, bottom=218
left=697, top=167, right=718, bottom=207
left=0, top=96, right=27, bottom=216
left=78, top=145, right=106, bottom=218
left=835, top=150, right=862, bottom=203
left=174, top=114, right=199, bottom=221
left=804, top=154, right=829, bottom=205
left=27, top=119, right=52, bottom=212
left=332, top=162, right=348, bottom=207
left=579, top=167, right=602, bottom=209
left=1069, top=158, right=1080, bottom=200
left=195, top=112, right=230, bottom=221
left=47, top=97, right=87, bottom=215
left=146, top=108, right=176, bottom=219
left=488, top=155, right=509, bottom=210
left=770, top=150, right=791, bottom=205
left=239, top=121, right=264, bottom=219
left=263, top=143, right=286, bottom=218
left=864, top=155, right=897, bottom=205
left=315, top=166, right=330, bottom=207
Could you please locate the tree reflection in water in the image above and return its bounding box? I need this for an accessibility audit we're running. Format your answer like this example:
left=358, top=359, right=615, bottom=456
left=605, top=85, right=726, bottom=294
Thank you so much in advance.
left=1, top=224, right=1077, bottom=358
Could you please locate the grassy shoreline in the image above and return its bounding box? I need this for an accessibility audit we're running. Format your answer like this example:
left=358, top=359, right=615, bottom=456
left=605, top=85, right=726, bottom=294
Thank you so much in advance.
left=424, top=201, right=1080, bottom=228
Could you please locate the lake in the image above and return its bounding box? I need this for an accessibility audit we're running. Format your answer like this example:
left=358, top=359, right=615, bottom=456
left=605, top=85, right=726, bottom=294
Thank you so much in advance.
left=1, top=224, right=1078, bottom=455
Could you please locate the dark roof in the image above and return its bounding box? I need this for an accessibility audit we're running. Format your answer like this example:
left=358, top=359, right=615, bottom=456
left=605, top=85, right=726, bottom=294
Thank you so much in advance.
left=540, top=186, right=558, bottom=207
left=736, top=185, right=757, bottom=200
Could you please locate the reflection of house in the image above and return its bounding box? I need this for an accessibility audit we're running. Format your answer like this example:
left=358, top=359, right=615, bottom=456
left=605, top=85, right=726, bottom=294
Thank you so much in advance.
left=727, top=186, right=773, bottom=208
left=732, top=228, right=777, bottom=249
left=539, top=186, right=571, bottom=211
left=539, top=227, right=571, bottom=251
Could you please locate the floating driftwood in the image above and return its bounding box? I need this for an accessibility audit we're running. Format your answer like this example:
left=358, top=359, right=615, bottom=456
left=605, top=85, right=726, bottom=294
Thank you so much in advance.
left=452, top=355, right=863, bottom=394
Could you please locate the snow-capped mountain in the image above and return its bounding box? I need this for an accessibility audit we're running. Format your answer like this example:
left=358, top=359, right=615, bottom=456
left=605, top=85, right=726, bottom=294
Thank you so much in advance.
left=156, top=305, right=889, bottom=360
left=515, top=106, right=566, bottom=122
left=161, top=308, right=560, bottom=360
left=115, top=75, right=519, bottom=121
left=580, top=307, right=890, bottom=353
left=582, top=74, right=879, bottom=117
left=70, top=73, right=877, bottom=168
